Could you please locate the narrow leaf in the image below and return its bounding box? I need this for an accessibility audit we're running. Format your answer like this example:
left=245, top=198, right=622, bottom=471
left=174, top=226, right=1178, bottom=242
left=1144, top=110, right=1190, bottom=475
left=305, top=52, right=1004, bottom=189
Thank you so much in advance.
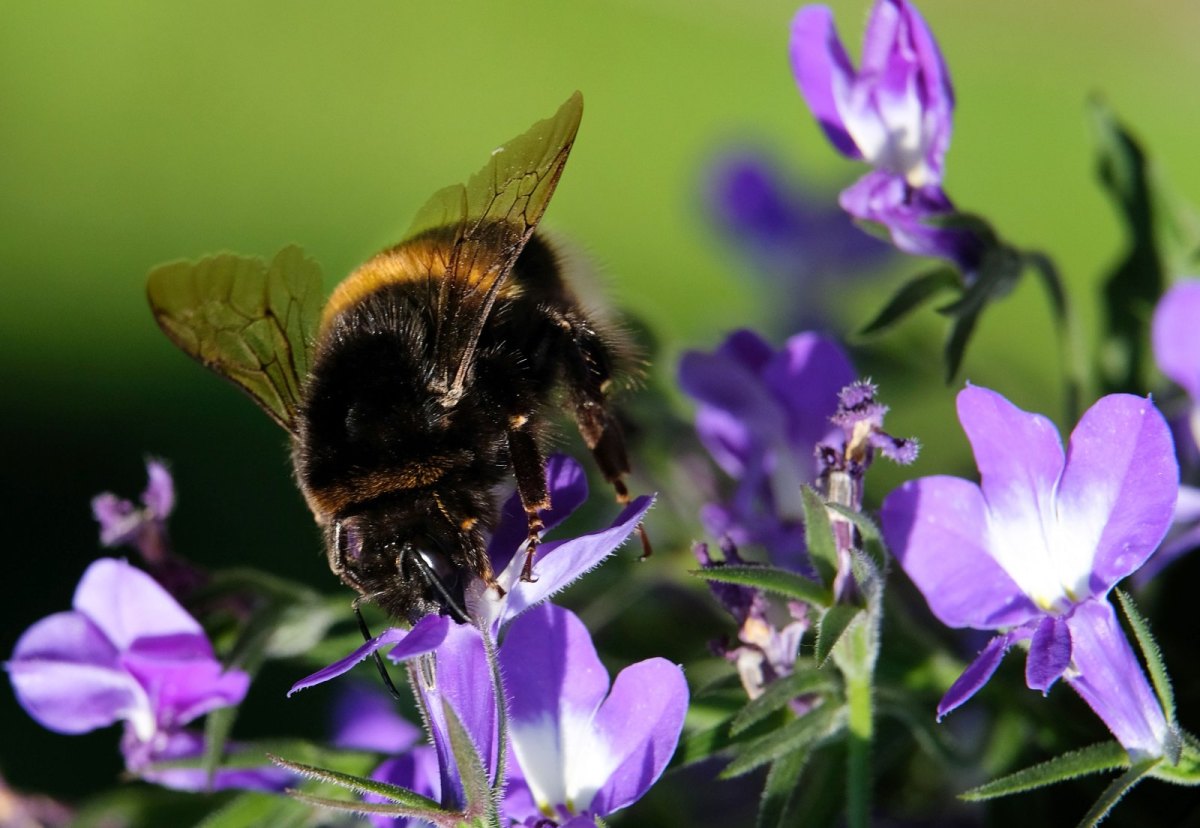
left=1073, top=760, right=1156, bottom=828
left=757, top=747, right=811, bottom=828
left=817, top=605, right=862, bottom=666
left=721, top=703, right=845, bottom=779
left=801, top=486, right=838, bottom=587
left=675, top=717, right=737, bottom=767
left=692, top=565, right=831, bottom=607
left=202, top=705, right=239, bottom=790
left=285, top=790, right=454, bottom=823
left=859, top=267, right=961, bottom=335
left=442, top=698, right=492, bottom=820
left=732, top=671, right=838, bottom=736
left=1115, top=589, right=1176, bottom=725
left=195, top=791, right=312, bottom=828
left=960, top=742, right=1130, bottom=801
left=267, top=754, right=445, bottom=811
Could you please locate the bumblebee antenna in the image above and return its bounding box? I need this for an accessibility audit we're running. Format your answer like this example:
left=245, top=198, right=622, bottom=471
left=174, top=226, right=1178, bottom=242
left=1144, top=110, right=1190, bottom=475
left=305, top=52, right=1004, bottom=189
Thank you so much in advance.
left=353, top=602, right=402, bottom=700
left=402, top=543, right=471, bottom=624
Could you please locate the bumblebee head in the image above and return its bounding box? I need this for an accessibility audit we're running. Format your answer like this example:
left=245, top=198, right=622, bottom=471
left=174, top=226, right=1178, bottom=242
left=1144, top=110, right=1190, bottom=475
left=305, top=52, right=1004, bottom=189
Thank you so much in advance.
left=328, top=497, right=489, bottom=624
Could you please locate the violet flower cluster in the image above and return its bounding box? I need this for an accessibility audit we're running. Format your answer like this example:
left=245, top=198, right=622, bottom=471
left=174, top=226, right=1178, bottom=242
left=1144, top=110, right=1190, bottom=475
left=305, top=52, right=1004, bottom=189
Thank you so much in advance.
left=289, top=455, right=687, bottom=827
left=790, top=0, right=984, bottom=273
left=881, top=386, right=1178, bottom=760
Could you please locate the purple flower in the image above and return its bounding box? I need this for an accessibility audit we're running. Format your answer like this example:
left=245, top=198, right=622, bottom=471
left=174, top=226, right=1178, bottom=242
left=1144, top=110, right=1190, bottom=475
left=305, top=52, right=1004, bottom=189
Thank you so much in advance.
left=6, top=558, right=263, bottom=789
left=695, top=541, right=809, bottom=702
left=705, top=149, right=891, bottom=330
left=881, top=386, right=1178, bottom=759
left=790, top=0, right=953, bottom=187
left=678, top=329, right=855, bottom=570
left=500, top=603, right=688, bottom=824
left=92, top=459, right=174, bottom=557
left=1143, top=279, right=1200, bottom=578
left=91, top=460, right=206, bottom=599
left=790, top=1, right=983, bottom=271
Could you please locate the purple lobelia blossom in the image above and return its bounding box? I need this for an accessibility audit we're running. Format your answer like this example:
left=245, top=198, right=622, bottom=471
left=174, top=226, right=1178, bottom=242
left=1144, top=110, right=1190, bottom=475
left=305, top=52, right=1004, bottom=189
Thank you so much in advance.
left=679, top=329, right=856, bottom=571
left=790, top=0, right=983, bottom=272
left=91, top=460, right=206, bottom=600
left=705, top=149, right=891, bottom=331
left=881, top=386, right=1178, bottom=759
left=1143, top=279, right=1200, bottom=578
left=499, top=603, right=688, bottom=826
left=6, top=558, right=275, bottom=790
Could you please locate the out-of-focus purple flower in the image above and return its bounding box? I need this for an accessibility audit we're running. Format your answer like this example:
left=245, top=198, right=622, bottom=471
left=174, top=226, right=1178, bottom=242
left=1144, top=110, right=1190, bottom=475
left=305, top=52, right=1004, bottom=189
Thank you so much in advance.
left=695, top=541, right=809, bottom=702
left=1143, top=279, right=1200, bottom=579
left=706, top=149, right=891, bottom=330
left=92, top=459, right=174, bottom=557
left=679, top=329, right=855, bottom=570
left=790, top=1, right=983, bottom=272
left=500, top=603, right=687, bottom=825
left=91, top=460, right=206, bottom=599
left=6, top=558, right=270, bottom=789
left=838, top=170, right=984, bottom=271
left=881, top=386, right=1178, bottom=759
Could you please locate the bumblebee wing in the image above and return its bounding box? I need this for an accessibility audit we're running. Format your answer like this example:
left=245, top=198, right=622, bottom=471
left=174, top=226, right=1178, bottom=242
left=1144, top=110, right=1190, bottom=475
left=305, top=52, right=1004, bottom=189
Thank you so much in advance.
left=146, top=245, right=323, bottom=433
left=406, top=91, right=583, bottom=402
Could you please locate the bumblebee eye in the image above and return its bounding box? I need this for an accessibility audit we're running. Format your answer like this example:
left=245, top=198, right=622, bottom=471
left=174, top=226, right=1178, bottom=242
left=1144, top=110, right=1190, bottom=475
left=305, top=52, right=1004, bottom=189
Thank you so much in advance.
left=336, top=519, right=364, bottom=565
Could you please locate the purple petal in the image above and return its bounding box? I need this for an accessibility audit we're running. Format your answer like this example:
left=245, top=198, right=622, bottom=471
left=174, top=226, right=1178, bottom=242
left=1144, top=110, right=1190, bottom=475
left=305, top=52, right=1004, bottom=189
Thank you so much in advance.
left=142, top=459, right=175, bottom=519
left=679, top=347, right=788, bottom=479
left=789, top=5, right=863, bottom=159
left=487, top=454, right=590, bottom=573
left=588, top=658, right=688, bottom=816
left=1057, top=394, right=1177, bottom=595
left=882, top=476, right=1037, bottom=629
left=128, top=729, right=291, bottom=792
left=332, top=683, right=421, bottom=753
left=1137, top=484, right=1200, bottom=583
left=121, top=650, right=248, bottom=728
left=763, top=332, right=856, bottom=456
left=1153, top=280, right=1200, bottom=402
left=8, top=611, right=142, bottom=734
left=481, top=495, right=654, bottom=634
left=839, top=173, right=982, bottom=271
left=416, top=622, right=498, bottom=809
left=91, top=494, right=142, bottom=547
left=501, top=604, right=687, bottom=817
left=72, top=559, right=205, bottom=650
left=1025, top=616, right=1071, bottom=694
left=937, top=632, right=1012, bottom=720
left=368, top=747, right=441, bottom=828
left=501, top=603, right=611, bottom=814
left=287, top=615, right=450, bottom=696
left=717, top=328, right=776, bottom=372
left=1065, top=600, right=1169, bottom=760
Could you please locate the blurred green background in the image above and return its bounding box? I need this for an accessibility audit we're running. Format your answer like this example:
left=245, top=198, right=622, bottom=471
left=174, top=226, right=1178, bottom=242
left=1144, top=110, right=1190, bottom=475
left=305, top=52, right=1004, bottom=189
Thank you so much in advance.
left=4, top=0, right=1200, bottom=822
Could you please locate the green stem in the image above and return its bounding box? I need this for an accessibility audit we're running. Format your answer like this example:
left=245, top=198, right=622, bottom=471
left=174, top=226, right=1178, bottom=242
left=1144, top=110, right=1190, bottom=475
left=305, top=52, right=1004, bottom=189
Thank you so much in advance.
left=845, top=669, right=873, bottom=828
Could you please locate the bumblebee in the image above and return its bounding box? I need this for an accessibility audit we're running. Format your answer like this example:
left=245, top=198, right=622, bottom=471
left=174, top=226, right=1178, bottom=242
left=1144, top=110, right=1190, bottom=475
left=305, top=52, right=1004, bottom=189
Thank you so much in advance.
left=147, top=93, right=635, bottom=622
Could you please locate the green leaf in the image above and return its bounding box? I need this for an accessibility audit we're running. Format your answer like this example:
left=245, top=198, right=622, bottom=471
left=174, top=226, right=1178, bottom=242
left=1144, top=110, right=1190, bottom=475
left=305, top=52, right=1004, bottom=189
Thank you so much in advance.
left=285, top=790, right=455, bottom=824
left=1150, top=734, right=1200, bottom=785
left=1073, top=759, right=1157, bottom=828
left=959, top=742, right=1130, bottom=801
left=1115, top=589, right=1176, bottom=727
left=731, top=671, right=839, bottom=736
left=757, top=746, right=811, bottom=828
left=268, top=753, right=446, bottom=811
left=194, top=792, right=312, bottom=828
left=442, top=697, right=493, bottom=822
left=721, top=703, right=845, bottom=779
left=1090, top=99, right=1165, bottom=396
left=801, top=486, right=838, bottom=587
left=675, top=716, right=738, bottom=767
left=816, top=605, right=862, bottom=667
left=202, top=704, right=239, bottom=790
left=858, top=267, right=962, bottom=336
left=938, top=242, right=1021, bottom=382
left=692, top=565, right=831, bottom=607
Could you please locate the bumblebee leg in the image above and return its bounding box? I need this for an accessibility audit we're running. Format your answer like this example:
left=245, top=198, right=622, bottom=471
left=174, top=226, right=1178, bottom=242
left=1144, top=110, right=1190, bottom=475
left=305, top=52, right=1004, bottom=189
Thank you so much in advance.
left=507, top=422, right=550, bottom=582
left=553, top=313, right=651, bottom=558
